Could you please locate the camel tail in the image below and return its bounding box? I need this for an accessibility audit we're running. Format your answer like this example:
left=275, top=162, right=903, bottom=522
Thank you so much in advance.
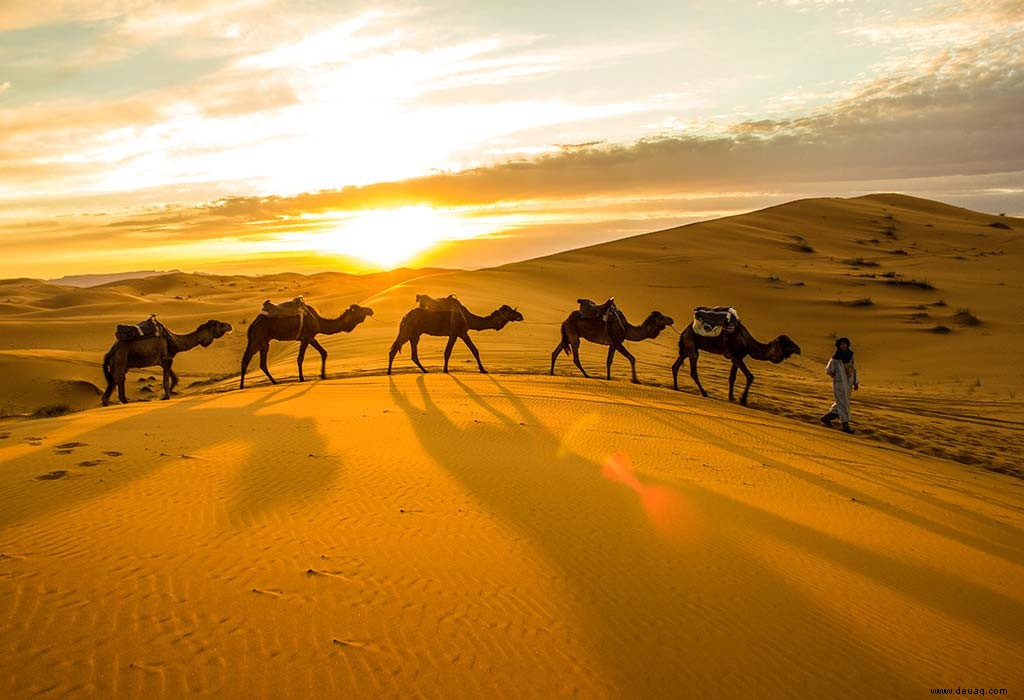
left=391, top=311, right=418, bottom=355
left=102, top=348, right=115, bottom=384
left=560, top=325, right=570, bottom=355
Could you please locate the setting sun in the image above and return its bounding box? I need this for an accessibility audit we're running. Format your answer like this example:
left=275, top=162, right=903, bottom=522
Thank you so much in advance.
left=313, top=205, right=504, bottom=267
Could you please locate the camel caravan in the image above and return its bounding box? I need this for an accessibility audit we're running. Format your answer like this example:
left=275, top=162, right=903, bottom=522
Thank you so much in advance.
left=101, top=293, right=800, bottom=407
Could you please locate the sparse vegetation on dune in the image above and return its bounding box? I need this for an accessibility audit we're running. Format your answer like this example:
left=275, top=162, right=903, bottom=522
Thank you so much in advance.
left=32, top=403, right=74, bottom=418
left=953, top=308, right=981, bottom=326
left=885, top=278, right=935, bottom=290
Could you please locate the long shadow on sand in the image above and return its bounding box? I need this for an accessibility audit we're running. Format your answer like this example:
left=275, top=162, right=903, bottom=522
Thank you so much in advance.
left=0, top=384, right=341, bottom=530
left=634, top=404, right=1024, bottom=565
left=389, top=374, right=932, bottom=696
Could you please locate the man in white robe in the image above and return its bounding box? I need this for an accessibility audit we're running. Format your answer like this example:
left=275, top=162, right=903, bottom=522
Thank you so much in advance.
left=821, top=337, right=858, bottom=434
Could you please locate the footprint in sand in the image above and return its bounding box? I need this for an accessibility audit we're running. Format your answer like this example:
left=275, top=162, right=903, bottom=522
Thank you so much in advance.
left=78, top=460, right=104, bottom=467
left=35, top=470, right=68, bottom=480
left=56, top=441, right=86, bottom=449
left=54, top=449, right=74, bottom=455
left=103, top=451, right=123, bottom=457
left=0, top=433, right=10, bottom=440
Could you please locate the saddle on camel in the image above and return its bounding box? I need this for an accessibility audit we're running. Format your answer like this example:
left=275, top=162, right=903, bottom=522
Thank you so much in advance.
left=692, top=306, right=740, bottom=357
left=416, top=293, right=461, bottom=312
left=577, top=297, right=617, bottom=322
left=115, top=313, right=164, bottom=342
left=261, top=296, right=315, bottom=338
left=692, top=306, right=739, bottom=337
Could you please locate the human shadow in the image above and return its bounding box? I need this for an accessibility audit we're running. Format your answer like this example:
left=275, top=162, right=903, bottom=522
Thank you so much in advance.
left=635, top=403, right=1024, bottom=565
left=389, top=375, right=922, bottom=696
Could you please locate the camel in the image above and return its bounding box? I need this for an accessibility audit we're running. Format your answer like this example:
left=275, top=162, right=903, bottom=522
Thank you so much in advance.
left=387, top=296, right=523, bottom=374
left=671, top=321, right=800, bottom=405
left=239, top=303, right=374, bottom=388
left=102, top=319, right=233, bottom=405
left=550, top=308, right=674, bottom=383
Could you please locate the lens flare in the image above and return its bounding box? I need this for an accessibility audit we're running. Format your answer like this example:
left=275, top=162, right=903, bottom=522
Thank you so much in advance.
left=601, top=452, right=700, bottom=544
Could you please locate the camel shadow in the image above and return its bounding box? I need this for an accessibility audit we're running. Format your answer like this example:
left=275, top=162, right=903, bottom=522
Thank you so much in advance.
left=388, top=374, right=923, bottom=696
left=0, top=385, right=342, bottom=530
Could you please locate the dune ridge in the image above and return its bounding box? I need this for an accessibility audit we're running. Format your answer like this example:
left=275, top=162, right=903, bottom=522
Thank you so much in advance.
left=1, top=194, right=1022, bottom=697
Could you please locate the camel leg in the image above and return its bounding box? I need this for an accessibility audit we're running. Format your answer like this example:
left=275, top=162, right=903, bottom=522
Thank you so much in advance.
left=689, top=354, right=708, bottom=397
left=569, top=340, right=590, bottom=379
left=605, top=345, right=616, bottom=380
left=169, top=368, right=180, bottom=394
left=387, top=337, right=404, bottom=375
left=161, top=362, right=172, bottom=400
left=735, top=358, right=755, bottom=406
left=442, top=335, right=458, bottom=373
left=297, top=341, right=308, bottom=382
left=460, top=333, right=486, bottom=374
left=728, top=363, right=739, bottom=401
left=240, top=346, right=255, bottom=389
left=550, top=341, right=565, bottom=375
left=309, top=338, right=328, bottom=379
left=102, top=377, right=115, bottom=406
left=409, top=336, right=428, bottom=373
left=117, top=373, right=129, bottom=404
left=614, top=343, right=639, bottom=384
left=259, top=345, right=277, bottom=384
left=671, top=355, right=684, bottom=390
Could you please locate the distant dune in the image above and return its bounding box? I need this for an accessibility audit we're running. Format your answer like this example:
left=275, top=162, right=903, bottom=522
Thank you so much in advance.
left=47, top=269, right=184, bottom=287
left=1, top=195, right=1022, bottom=697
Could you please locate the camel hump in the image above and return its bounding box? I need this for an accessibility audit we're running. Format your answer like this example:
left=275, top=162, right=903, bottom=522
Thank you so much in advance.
left=692, top=306, right=739, bottom=337
left=262, top=296, right=308, bottom=318
left=114, top=315, right=163, bottom=342
left=417, top=293, right=460, bottom=312
left=577, top=297, right=616, bottom=321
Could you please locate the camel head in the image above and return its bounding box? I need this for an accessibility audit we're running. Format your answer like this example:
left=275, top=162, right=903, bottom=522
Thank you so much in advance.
left=646, top=311, right=675, bottom=334
left=770, top=334, right=801, bottom=363
left=496, top=305, right=524, bottom=324
left=198, top=320, right=233, bottom=346
left=346, top=304, right=374, bottom=322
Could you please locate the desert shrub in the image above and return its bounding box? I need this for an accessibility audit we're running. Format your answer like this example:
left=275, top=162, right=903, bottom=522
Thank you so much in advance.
left=953, top=308, right=981, bottom=326
left=33, top=403, right=74, bottom=418
left=885, top=278, right=934, bottom=290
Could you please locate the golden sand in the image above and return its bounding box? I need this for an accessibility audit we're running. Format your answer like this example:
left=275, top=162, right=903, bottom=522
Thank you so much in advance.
left=1, top=195, right=1021, bottom=697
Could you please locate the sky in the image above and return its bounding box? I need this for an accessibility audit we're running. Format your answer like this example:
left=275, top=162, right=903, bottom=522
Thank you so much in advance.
left=1, top=0, right=1022, bottom=278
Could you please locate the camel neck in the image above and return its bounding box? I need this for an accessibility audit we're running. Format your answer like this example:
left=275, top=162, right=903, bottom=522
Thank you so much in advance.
left=621, top=314, right=662, bottom=341
left=164, top=327, right=205, bottom=354
left=466, top=309, right=508, bottom=331
left=309, top=309, right=363, bottom=335
left=745, top=333, right=776, bottom=361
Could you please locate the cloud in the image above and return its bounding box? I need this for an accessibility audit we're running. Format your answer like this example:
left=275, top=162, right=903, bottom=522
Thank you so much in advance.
left=2, top=0, right=1022, bottom=278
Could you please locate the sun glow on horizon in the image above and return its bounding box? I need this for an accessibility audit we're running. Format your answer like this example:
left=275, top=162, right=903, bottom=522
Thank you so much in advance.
left=309, top=205, right=505, bottom=268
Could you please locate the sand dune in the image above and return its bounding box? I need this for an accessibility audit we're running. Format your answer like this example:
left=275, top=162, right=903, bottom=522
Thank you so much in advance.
left=1, top=376, right=1021, bottom=698
left=1, top=194, right=1022, bottom=697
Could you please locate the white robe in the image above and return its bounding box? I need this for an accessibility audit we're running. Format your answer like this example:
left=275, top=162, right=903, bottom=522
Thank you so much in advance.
left=826, top=357, right=858, bottom=422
